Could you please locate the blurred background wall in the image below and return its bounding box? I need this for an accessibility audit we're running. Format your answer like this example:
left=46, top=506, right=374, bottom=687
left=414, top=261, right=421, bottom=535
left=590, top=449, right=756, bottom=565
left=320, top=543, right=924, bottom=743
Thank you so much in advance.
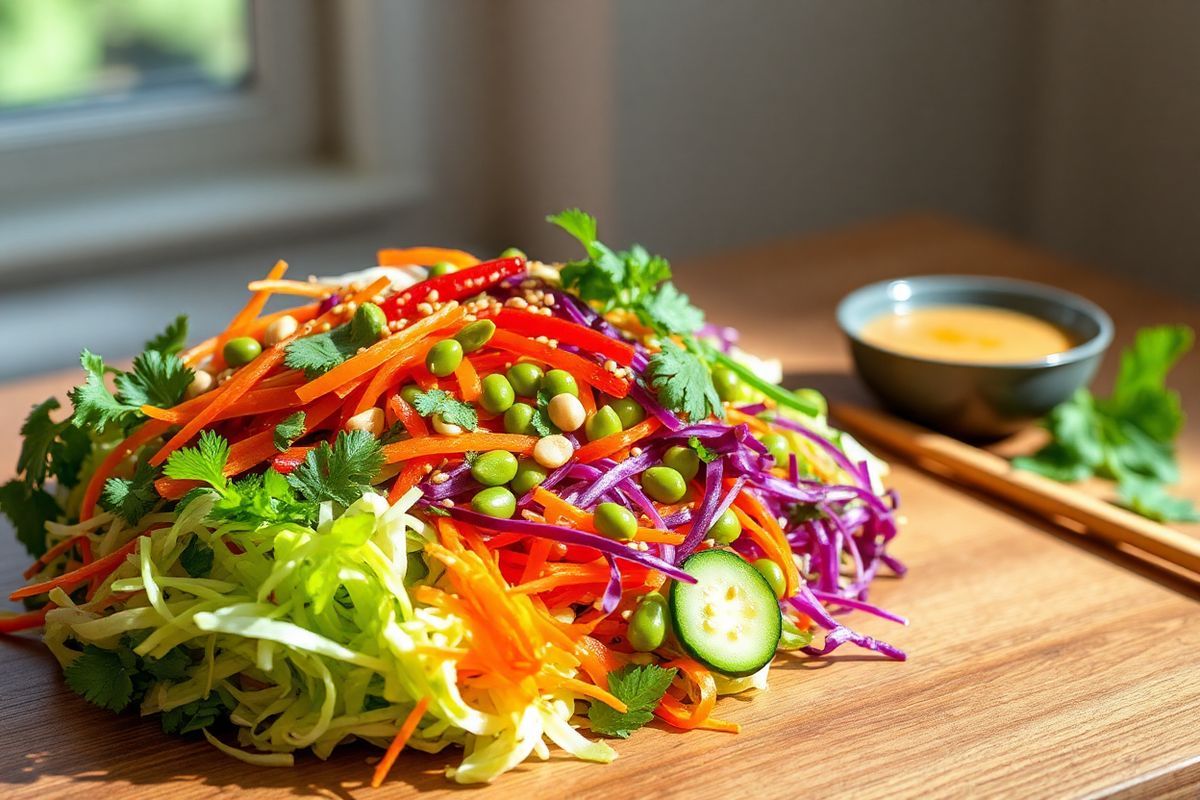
left=0, top=0, right=1196, bottom=379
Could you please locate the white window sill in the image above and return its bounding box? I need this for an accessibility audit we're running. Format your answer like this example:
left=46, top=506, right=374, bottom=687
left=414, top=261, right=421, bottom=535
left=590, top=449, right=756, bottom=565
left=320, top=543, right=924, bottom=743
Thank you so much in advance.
left=0, top=165, right=421, bottom=281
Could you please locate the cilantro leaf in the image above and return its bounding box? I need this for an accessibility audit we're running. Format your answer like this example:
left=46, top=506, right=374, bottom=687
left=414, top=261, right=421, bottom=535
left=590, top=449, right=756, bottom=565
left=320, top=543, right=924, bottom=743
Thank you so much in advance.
left=641, top=282, right=704, bottom=335
left=141, top=646, right=192, bottom=682
left=163, top=430, right=230, bottom=490
left=284, top=321, right=378, bottom=378
left=16, top=398, right=66, bottom=486
left=161, top=689, right=232, bottom=735
left=0, top=479, right=59, bottom=557
left=179, top=536, right=215, bottom=578
left=144, top=315, right=190, bottom=356
left=531, top=388, right=558, bottom=437
left=64, top=645, right=134, bottom=712
left=587, top=664, right=677, bottom=738
left=274, top=411, right=307, bottom=452
left=1117, top=475, right=1200, bottom=522
left=646, top=341, right=722, bottom=422
left=688, top=435, right=719, bottom=464
left=547, top=208, right=599, bottom=254
left=68, top=350, right=142, bottom=434
left=100, top=461, right=160, bottom=524
left=114, top=349, right=194, bottom=410
left=412, top=388, right=479, bottom=431
left=49, top=423, right=92, bottom=490
left=286, top=430, right=384, bottom=506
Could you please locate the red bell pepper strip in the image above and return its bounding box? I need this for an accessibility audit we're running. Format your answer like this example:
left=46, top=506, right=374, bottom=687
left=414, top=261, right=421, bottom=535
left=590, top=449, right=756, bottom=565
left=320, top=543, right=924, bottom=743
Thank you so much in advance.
left=379, top=257, right=525, bottom=320
left=491, top=309, right=636, bottom=366
left=487, top=330, right=631, bottom=398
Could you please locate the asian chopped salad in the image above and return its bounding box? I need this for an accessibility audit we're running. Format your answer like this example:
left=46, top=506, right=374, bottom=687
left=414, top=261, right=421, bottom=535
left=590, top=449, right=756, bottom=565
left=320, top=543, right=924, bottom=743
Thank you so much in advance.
left=0, top=211, right=906, bottom=786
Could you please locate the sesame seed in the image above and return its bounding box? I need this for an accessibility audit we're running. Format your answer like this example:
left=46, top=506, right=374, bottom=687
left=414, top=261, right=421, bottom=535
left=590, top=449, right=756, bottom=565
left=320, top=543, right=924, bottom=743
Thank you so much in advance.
left=440, top=498, right=455, bottom=508
left=345, top=301, right=359, bottom=313
left=331, top=303, right=346, bottom=315
left=430, top=472, right=449, bottom=485
left=544, top=294, right=556, bottom=306
left=319, top=323, right=332, bottom=332
left=505, top=297, right=529, bottom=309
left=629, top=447, right=643, bottom=457
left=427, top=290, right=440, bottom=302
left=416, top=302, right=434, bottom=315
left=422, top=463, right=435, bottom=474
left=534, top=335, right=549, bottom=344
left=604, top=359, right=617, bottom=371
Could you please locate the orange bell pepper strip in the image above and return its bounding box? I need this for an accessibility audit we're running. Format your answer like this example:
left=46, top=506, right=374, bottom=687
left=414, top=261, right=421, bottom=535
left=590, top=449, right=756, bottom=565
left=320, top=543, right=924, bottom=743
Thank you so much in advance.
left=387, top=394, right=429, bottom=438
left=377, top=247, right=480, bottom=268
left=454, top=357, right=481, bottom=402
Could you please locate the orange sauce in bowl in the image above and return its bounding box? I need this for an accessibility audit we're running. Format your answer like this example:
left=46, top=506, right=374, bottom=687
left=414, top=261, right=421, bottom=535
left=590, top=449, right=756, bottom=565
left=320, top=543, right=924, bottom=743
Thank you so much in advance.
left=859, top=305, right=1075, bottom=364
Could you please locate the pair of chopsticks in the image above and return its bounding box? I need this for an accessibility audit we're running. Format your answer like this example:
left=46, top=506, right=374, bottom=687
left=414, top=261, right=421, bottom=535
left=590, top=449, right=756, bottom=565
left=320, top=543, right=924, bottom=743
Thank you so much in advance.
left=831, top=403, right=1200, bottom=577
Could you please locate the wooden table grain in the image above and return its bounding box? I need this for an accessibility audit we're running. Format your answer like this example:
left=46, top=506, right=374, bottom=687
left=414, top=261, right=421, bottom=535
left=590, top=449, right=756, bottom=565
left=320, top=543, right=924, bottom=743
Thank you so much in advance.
left=1, top=215, right=1198, bottom=799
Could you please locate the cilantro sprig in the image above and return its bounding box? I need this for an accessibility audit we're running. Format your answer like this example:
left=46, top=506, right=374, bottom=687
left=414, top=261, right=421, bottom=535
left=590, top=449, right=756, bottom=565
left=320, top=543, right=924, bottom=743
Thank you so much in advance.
left=1014, top=325, right=1198, bottom=521
left=587, top=663, right=677, bottom=738
left=412, top=388, right=479, bottom=431
left=646, top=341, right=723, bottom=423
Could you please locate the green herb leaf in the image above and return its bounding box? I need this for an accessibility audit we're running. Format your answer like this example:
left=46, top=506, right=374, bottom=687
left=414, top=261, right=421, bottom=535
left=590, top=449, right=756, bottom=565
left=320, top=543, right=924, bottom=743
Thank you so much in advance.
left=274, top=411, right=307, bottom=452
left=641, top=282, right=704, bottom=335
left=412, top=388, right=479, bottom=431
left=100, top=461, right=160, bottom=524
left=68, top=350, right=143, bottom=434
left=0, top=479, right=59, bottom=557
left=16, top=398, right=65, bottom=486
left=287, top=430, right=384, bottom=506
left=284, top=322, right=379, bottom=378
left=646, top=341, right=722, bottom=422
left=1117, top=474, right=1200, bottom=522
left=144, top=315, right=190, bottom=356
left=64, top=645, right=134, bottom=712
left=161, top=689, right=232, bottom=735
left=531, top=388, right=558, bottom=437
left=163, top=430, right=230, bottom=490
left=687, top=435, right=719, bottom=464
left=114, top=350, right=194, bottom=410
left=179, top=536, right=215, bottom=578
left=141, top=646, right=192, bottom=682
left=587, top=664, right=677, bottom=738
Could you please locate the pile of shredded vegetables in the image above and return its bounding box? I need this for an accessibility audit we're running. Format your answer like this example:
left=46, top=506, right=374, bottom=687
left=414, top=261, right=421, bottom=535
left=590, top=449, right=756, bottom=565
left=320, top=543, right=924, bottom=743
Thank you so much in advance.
left=1, top=220, right=905, bottom=785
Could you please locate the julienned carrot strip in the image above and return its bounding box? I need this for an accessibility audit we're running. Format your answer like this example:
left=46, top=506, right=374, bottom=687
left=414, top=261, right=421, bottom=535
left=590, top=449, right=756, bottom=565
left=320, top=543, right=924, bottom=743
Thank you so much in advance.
left=149, top=279, right=390, bottom=467
left=492, top=309, right=637, bottom=366
left=388, top=457, right=434, bottom=503
left=556, top=677, right=627, bottom=712
left=244, top=279, right=337, bottom=298
left=24, top=535, right=87, bottom=579
left=576, top=636, right=628, bottom=685
left=573, top=418, right=661, bottom=464
left=578, top=385, right=597, bottom=418
left=377, top=247, right=480, bottom=268
left=370, top=696, right=430, bottom=789
left=0, top=605, right=52, bottom=634
left=387, top=395, right=429, bottom=438
left=213, top=260, right=288, bottom=371
left=381, top=433, right=537, bottom=464
left=725, top=407, right=771, bottom=435
left=733, top=490, right=800, bottom=597
left=488, top=330, right=630, bottom=398
left=10, top=535, right=144, bottom=601
left=454, top=358, right=481, bottom=402
left=181, top=305, right=319, bottom=368
left=296, top=304, right=466, bottom=404
left=81, top=421, right=170, bottom=521
left=355, top=357, right=413, bottom=416
left=141, top=385, right=305, bottom=425
left=520, top=538, right=554, bottom=585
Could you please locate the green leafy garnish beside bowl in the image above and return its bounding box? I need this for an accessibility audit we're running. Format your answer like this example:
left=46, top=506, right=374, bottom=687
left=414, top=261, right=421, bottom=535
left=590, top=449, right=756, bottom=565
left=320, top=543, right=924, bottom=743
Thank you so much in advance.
left=1014, top=325, right=1198, bottom=522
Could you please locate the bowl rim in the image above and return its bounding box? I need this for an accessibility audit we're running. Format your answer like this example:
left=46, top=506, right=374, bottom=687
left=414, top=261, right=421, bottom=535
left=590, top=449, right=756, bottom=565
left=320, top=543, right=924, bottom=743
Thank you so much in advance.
left=836, top=274, right=1114, bottom=369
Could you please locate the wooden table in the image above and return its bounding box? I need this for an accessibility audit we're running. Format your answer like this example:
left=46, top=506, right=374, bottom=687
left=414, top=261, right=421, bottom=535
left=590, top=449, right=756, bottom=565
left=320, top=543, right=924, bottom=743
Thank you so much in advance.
left=1, top=215, right=1198, bottom=799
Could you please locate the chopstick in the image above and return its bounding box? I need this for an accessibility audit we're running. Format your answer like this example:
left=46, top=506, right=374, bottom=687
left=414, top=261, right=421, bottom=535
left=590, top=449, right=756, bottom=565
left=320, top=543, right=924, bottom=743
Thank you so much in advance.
left=830, top=403, right=1200, bottom=576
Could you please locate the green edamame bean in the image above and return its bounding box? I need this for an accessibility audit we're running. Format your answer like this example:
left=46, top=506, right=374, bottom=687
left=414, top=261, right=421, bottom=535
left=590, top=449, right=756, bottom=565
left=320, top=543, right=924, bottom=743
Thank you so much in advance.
left=606, top=397, right=645, bottom=429
left=223, top=336, right=262, bottom=367
left=584, top=406, right=622, bottom=441
left=506, top=362, right=543, bottom=396
left=499, top=247, right=527, bottom=260
left=351, top=302, right=388, bottom=341
left=541, top=369, right=578, bottom=397
left=471, top=486, right=516, bottom=519
left=428, top=261, right=457, bottom=277
left=504, top=402, right=536, bottom=435
left=399, top=384, right=422, bottom=406
left=454, top=320, right=496, bottom=354
left=510, top=458, right=548, bottom=495
left=471, top=450, right=519, bottom=487
left=792, top=387, right=828, bottom=416
left=752, top=558, right=786, bottom=599
left=707, top=508, right=742, bottom=544
left=711, top=366, right=744, bottom=402
left=594, top=502, right=638, bottom=541
left=662, top=445, right=700, bottom=482
left=758, top=432, right=791, bottom=466
left=426, top=339, right=464, bottom=377
left=640, top=466, right=687, bottom=504
left=628, top=594, right=667, bottom=652
left=480, top=373, right=516, bottom=414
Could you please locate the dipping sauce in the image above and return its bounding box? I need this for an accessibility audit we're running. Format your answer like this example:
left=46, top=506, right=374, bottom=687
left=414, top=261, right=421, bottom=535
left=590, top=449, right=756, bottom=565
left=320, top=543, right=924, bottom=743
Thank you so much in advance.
left=859, top=305, right=1074, bottom=363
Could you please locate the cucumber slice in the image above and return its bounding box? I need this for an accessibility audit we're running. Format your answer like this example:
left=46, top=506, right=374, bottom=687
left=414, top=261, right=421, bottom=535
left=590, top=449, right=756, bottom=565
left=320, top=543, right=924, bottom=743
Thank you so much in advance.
left=669, top=549, right=782, bottom=677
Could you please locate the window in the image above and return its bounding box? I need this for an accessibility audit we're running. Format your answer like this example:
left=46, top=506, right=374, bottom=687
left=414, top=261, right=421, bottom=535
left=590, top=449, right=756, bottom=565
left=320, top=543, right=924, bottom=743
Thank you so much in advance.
left=0, top=1, right=424, bottom=281
left=0, top=0, right=252, bottom=113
